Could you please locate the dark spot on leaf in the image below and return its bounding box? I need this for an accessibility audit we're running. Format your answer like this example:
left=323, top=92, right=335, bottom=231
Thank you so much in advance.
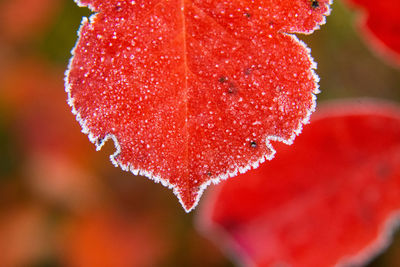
left=250, top=141, right=257, bottom=148
left=376, top=163, right=390, bottom=180
left=227, top=82, right=237, bottom=94
left=115, top=5, right=122, bottom=11
left=221, top=218, right=239, bottom=231
left=219, top=76, right=227, bottom=83
left=244, top=12, right=251, bottom=18
left=311, top=0, right=319, bottom=8
left=244, top=68, right=252, bottom=75
left=359, top=205, right=374, bottom=224
left=96, top=137, right=104, bottom=146
left=207, top=172, right=212, bottom=176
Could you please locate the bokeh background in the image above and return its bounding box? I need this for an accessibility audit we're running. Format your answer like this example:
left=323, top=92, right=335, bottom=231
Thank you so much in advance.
left=0, top=0, right=399, bottom=266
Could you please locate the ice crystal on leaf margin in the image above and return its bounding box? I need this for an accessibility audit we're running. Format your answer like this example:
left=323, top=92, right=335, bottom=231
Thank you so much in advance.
left=65, top=0, right=332, bottom=212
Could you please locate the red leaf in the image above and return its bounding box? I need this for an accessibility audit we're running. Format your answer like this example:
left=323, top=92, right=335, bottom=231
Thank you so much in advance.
left=61, top=209, right=171, bottom=267
left=0, top=205, right=48, bottom=267
left=345, top=0, right=400, bottom=66
left=0, top=59, right=100, bottom=207
left=0, top=0, right=61, bottom=42
left=198, top=100, right=400, bottom=267
left=66, top=0, right=331, bottom=211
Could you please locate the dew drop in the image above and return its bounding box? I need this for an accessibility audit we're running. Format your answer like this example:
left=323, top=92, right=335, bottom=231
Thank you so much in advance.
left=219, top=76, right=228, bottom=83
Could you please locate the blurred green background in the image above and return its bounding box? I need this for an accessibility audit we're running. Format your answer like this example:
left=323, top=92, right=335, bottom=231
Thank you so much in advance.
left=0, top=0, right=399, bottom=266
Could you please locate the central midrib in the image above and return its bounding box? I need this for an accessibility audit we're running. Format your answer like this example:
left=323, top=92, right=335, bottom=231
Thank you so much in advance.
left=180, top=0, right=190, bottom=181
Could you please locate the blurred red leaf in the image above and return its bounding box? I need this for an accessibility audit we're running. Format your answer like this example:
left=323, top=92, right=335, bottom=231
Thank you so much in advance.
left=0, top=0, right=61, bottom=42
left=0, top=204, right=48, bottom=267
left=60, top=208, right=170, bottom=267
left=198, top=100, right=400, bottom=267
left=0, top=59, right=100, bottom=208
left=66, top=0, right=332, bottom=211
left=0, top=59, right=88, bottom=158
left=345, top=0, right=400, bottom=66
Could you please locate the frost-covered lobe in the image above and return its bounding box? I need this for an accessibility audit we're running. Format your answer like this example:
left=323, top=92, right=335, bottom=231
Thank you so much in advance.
left=66, top=0, right=331, bottom=211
